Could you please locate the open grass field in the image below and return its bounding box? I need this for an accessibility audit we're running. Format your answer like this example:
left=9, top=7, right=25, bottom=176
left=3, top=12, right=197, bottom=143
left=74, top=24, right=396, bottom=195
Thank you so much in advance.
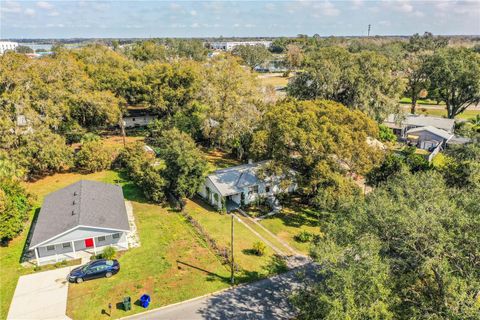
left=257, top=73, right=290, bottom=87
left=258, top=202, right=324, bottom=255
left=400, top=105, right=480, bottom=120
left=184, top=198, right=277, bottom=281
left=1, top=171, right=231, bottom=320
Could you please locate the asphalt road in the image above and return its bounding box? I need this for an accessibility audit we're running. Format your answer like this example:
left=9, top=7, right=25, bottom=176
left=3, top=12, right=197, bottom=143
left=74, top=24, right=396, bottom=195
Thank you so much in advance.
left=123, top=263, right=319, bottom=320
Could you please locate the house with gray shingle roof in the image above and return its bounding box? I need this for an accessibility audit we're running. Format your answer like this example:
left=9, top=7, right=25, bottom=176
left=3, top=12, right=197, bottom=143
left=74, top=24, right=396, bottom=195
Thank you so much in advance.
left=198, top=161, right=296, bottom=212
left=29, top=180, right=130, bottom=266
left=384, top=114, right=455, bottom=139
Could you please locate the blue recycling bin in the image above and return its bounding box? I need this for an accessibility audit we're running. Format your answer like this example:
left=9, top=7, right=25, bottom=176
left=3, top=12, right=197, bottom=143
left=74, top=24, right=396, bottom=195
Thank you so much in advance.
left=140, top=294, right=151, bottom=308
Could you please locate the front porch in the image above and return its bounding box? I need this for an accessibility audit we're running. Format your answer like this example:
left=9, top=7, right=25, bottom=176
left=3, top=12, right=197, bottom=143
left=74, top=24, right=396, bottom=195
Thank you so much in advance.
left=31, top=232, right=128, bottom=266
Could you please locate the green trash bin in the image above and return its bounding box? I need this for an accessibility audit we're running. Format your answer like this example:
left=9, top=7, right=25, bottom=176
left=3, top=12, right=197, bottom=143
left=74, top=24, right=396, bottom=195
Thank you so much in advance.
left=123, top=296, right=131, bottom=311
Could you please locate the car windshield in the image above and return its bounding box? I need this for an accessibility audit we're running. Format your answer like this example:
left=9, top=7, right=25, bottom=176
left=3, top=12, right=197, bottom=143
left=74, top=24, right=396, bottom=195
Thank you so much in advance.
left=105, top=260, right=113, bottom=266
left=81, top=263, right=92, bottom=272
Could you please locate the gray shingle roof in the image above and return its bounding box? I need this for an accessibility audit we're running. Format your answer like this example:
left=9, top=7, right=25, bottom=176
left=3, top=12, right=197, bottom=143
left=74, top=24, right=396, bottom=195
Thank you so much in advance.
left=208, top=161, right=268, bottom=196
left=406, top=126, right=453, bottom=140
left=385, top=114, right=455, bottom=132
left=29, top=180, right=129, bottom=249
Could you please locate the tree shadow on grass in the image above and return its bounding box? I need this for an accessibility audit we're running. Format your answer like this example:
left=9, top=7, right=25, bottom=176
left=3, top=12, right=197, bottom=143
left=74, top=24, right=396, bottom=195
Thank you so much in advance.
left=176, top=260, right=230, bottom=283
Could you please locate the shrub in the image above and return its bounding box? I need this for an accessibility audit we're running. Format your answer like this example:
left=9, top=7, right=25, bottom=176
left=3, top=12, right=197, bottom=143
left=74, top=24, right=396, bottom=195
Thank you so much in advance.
left=252, top=241, right=267, bottom=256
left=294, top=231, right=313, bottom=243
left=263, top=254, right=288, bottom=275
left=75, top=140, right=112, bottom=173
left=100, top=246, right=116, bottom=260
left=378, top=124, right=397, bottom=142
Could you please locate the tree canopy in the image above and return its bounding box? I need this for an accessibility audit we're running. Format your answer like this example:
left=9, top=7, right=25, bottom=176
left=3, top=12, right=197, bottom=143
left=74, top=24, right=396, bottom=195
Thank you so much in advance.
left=287, top=47, right=404, bottom=121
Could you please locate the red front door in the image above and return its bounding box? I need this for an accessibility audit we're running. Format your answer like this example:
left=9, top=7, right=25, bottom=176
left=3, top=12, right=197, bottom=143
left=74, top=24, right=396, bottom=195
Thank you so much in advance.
left=85, top=238, right=94, bottom=248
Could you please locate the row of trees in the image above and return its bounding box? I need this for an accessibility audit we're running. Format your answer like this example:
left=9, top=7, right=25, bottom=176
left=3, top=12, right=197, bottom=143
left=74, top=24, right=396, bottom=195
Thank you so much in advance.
left=293, top=141, right=480, bottom=319
left=285, top=33, right=480, bottom=120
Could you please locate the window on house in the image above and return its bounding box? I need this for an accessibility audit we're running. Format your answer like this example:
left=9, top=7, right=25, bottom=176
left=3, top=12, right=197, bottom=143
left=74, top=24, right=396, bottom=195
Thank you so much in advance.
left=266, top=185, right=271, bottom=193
left=98, top=236, right=106, bottom=242
left=112, top=233, right=120, bottom=239
left=46, top=245, right=55, bottom=251
left=62, top=243, right=71, bottom=248
left=132, top=118, right=136, bottom=121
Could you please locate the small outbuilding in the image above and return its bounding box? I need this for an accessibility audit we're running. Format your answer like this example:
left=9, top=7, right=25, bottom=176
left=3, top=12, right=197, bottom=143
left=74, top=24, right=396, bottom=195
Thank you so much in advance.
left=29, top=180, right=130, bottom=265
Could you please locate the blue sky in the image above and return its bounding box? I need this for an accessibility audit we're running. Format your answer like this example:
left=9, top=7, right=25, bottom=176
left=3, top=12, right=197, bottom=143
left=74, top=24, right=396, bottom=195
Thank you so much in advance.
left=1, top=1, right=479, bottom=39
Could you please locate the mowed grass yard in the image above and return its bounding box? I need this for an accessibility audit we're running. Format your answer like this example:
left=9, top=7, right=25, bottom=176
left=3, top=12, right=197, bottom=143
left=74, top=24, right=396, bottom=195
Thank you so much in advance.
left=1, top=171, right=231, bottom=320
left=258, top=202, right=324, bottom=255
left=257, top=73, right=290, bottom=87
left=400, top=105, right=480, bottom=120
left=184, top=199, right=277, bottom=281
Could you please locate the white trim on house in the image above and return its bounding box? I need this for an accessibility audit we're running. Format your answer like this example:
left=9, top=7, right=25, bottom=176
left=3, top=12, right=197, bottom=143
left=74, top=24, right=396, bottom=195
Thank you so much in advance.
left=30, top=225, right=130, bottom=249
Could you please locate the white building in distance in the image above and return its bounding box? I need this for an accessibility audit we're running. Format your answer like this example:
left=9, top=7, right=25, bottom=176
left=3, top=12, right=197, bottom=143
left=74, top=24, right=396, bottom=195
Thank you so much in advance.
left=0, top=41, right=19, bottom=54
left=209, top=40, right=272, bottom=51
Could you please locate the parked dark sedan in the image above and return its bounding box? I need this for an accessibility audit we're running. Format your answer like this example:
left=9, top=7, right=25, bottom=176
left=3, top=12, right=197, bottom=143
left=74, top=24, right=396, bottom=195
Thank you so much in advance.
left=68, top=259, right=120, bottom=283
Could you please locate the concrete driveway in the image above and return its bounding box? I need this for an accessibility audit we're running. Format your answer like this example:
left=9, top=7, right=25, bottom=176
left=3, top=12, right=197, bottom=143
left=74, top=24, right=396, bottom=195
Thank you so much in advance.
left=7, top=266, right=75, bottom=320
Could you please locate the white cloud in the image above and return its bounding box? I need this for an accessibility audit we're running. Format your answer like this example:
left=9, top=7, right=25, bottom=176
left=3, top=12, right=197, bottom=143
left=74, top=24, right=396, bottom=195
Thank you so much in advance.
left=189, top=9, right=197, bottom=16
left=394, top=0, right=414, bottom=13
left=351, top=0, right=363, bottom=8
left=190, top=22, right=199, bottom=28
left=314, top=1, right=340, bottom=17
left=1, top=1, right=22, bottom=14
left=169, top=3, right=181, bottom=10
left=24, top=8, right=35, bottom=17
left=48, top=11, right=59, bottom=17
left=36, top=1, right=53, bottom=10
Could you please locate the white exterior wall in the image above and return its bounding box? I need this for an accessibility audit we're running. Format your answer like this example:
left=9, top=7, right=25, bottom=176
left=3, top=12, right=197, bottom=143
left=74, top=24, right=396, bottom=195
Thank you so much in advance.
left=36, top=232, right=126, bottom=258
left=210, top=41, right=272, bottom=51
left=199, top=174, right=297, bottom=210
left=123, top=115, right=156, bottom=128
left=409, top=131, right=449, bottom=149
left=0, top=41, right=19, bottom=54
left=199, top=178, right=223, bottom=210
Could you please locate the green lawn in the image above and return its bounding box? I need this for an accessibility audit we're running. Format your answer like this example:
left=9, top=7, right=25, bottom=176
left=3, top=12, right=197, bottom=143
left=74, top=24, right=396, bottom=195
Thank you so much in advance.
left=1, top=171, right=231, bottom=320
left=258, top=73, right=290, bottom=87
left=184, top=199, right=277, bottom=281
left=400, top=105, right=480, bottom=120
left=399, top=97, right=445, bottom=105
left=258, top=202, right=324, bottom=255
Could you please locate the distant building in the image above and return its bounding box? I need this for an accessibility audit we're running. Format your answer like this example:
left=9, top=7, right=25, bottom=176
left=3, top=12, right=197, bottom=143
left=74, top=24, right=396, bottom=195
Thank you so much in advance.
left=384, top=114, right=455, bottom=139
left=123, top=108, right=156, bottom=128
left=0, top=41, right=19, bottom=54
left=198, top=160, right=296, bottom=212
left=209, top=40, right=272, bottom=51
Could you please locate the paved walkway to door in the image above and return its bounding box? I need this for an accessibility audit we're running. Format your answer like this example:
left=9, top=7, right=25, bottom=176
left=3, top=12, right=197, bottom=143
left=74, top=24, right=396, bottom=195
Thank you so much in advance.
left=7, top=266, right=75, bottom=320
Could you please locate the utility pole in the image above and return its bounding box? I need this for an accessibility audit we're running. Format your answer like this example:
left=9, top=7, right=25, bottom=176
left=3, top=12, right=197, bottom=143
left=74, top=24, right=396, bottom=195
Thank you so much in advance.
left=230, top=213, right=234, bottom=285
left=368, top=24, right=371, bottom=37
left=120, top=119, right=126, bottom=148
